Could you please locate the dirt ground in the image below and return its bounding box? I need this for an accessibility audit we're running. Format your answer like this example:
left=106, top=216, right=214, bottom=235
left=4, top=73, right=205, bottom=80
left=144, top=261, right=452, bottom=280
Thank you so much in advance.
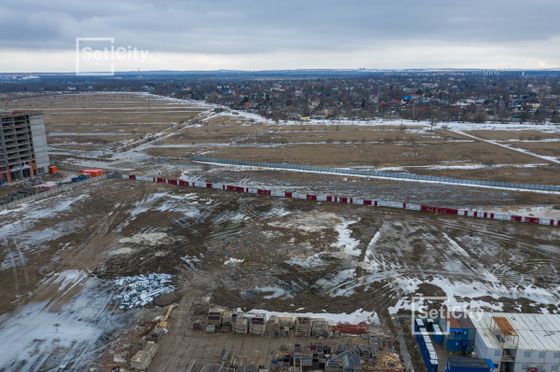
left=466, top=130, right=560, bottom=141
left=1, top=92, right=560, bottom=371
left=148, top=288, right=394, bottom=371
left=184, top=141, right=537, bottom=166
left=0, top=92, right=207, bottom=152
left=512, top=141, right=560, bottom=158
left=1, top=179, right=559, bottom=370
left=1, top=92, right=558, bottom=189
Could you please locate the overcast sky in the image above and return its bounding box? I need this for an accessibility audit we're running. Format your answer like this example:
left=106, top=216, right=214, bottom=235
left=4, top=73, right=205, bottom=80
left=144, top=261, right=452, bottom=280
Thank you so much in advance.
left=1, top=0, right=559, bottom=72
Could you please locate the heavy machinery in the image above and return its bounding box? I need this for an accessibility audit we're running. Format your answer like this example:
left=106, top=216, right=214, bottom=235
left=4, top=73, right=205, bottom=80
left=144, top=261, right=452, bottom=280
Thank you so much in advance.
left=147, top=303, right=177, bottom=342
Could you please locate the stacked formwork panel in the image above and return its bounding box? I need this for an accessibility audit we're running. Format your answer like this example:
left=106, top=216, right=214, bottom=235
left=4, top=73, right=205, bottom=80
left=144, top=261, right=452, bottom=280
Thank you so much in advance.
left=249, top=313, right=267, bottom=335
left=295, top=317, right=312, bottom=337
left=311, top=319, right=330, bottom=337
left=234, top=317, right=249, bottom=334
left=207, top=308, right=224, bottom=326
left=221, top=310, right=233, bottom=333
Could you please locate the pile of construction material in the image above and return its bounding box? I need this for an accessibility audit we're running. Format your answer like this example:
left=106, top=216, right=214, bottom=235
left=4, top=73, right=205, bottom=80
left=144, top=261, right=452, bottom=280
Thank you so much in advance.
left=271, top=316, right=293, bottom=337
left=311, top=318, right=330, bottom=337
left=114, top=273, right=174, bottom=309
left=249, top=313, right=267, bottom=335
left=130, top=341, right=159, bottom=370
left=233, top=314, right=249, bottom=334
left=204, top=308, right=268, bottom=335
left=295, top=317, right=312, bottom=336
left=206, top=307, right=224, bottom=333
left=199, top=305, right=381, bottom=339
left=375, top=352, right=402, bottom=370
left=221, top=310, right=233, bottom=332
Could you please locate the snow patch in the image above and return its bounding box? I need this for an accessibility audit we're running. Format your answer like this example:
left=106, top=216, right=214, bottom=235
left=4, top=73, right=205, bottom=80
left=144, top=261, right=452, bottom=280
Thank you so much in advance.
left=118, top=232, right=181, bottom=246
left=332, top=219, right=360, bottom=257
left=224, top=257, right=244, bottom=265
left=245, top=308, right=379, bottom=325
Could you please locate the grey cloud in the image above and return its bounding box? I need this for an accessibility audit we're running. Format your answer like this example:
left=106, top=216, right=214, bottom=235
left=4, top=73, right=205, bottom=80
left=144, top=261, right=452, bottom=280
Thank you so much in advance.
left=0, top=0, right=559, bottom=54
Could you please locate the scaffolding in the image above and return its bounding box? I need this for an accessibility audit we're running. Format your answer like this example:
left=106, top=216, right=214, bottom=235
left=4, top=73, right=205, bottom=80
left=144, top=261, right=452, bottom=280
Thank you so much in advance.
left=490, top=316, right=519, bottom=365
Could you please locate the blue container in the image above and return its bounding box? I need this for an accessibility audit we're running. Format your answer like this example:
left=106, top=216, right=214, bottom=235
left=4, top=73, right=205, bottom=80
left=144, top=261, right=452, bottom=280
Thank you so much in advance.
left=446, top=339, right=470, bottom=352
left=445, top=356, right=493, bottom=372
left=440, top=313, right=476, bottom=354
left=433, top=324, right=443, bottom=345
left=416, top=328, right=438, bottom=372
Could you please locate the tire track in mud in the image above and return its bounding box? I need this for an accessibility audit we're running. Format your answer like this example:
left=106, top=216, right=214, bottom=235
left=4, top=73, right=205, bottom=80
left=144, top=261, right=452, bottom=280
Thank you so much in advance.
left=315, top=211, right=560, bottom=314
left=242, top=203, right=558, bottom=316
left=412, top=213, right=560, bottom=281
left=27, top=186, right=146, bottom=311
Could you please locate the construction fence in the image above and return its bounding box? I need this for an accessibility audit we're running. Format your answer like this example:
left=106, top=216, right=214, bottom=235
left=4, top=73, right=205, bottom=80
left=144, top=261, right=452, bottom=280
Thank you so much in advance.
left=124, top=174, right=560, bottom=228
left=191, top=156, right=560, bottom=194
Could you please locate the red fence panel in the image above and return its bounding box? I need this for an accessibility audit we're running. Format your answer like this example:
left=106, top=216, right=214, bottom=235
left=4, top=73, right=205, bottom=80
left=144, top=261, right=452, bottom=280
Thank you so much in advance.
left=167, top=179, right=178, bottom=185
left=257, top=189, right=271, bottom=196
left=128, top=174, right=137, bottom=180
left=226, top=185, right=244, bottom=192
left=421, top=205, right=459, bottom=215
left=524, top=216, right=540, bottom=224
left=285, top=191, right=292, bottom=198
left=307, top=194, right=317, bottom=201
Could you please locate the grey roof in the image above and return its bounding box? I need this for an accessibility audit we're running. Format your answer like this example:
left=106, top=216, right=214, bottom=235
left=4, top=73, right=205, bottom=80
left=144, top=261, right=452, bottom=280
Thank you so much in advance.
left=470, top=312, right=560, bottom=352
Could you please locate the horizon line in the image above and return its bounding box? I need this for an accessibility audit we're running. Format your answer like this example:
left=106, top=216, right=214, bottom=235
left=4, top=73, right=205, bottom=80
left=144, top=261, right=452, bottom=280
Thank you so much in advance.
left=2, top=67, right=560, bottom=75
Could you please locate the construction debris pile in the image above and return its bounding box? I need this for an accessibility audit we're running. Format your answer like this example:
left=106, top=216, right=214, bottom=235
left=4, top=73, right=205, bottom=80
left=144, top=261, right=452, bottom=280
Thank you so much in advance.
left=114, top=273, right=174, bottom=309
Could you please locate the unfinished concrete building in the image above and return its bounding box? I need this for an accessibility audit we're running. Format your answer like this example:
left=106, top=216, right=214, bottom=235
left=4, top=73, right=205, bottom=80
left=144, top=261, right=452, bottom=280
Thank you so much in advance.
left=0, top=111, right=49, bottom=182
